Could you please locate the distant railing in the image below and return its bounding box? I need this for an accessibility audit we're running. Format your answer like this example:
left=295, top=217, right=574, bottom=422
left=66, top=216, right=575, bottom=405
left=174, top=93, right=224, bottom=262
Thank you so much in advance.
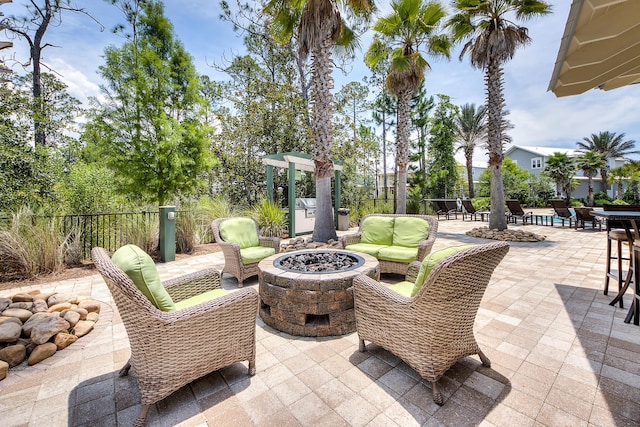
left=62, top=211, right=159, bottom=260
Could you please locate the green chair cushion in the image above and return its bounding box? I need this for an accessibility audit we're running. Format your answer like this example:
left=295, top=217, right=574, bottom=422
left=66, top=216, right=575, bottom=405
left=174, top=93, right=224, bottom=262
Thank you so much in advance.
left=220, top=218, right=259, bottom=249
left=392, top=217, right=430, bottom=248
left=387, top=280, right=414, bottom=298
left=345, top=243, right=388, bottom=258
left=173, top=289, right=229, bottom=311
left=412, top=245, right=476, bottom=297
left=360, top=216, right=395, bottom=246
left=111, top=244, right=176, bottom=312
left=377, top=246, right=419, bottom=263
left=240, top=246, right=276, bottom=264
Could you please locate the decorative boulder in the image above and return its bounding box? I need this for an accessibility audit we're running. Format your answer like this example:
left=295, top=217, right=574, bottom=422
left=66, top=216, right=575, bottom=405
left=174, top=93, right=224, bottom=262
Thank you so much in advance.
left=0, top=322, right=22, bottom=343
left=0, top=344, right=26, bottom=367
left=22, top=312, right=58, bottom=336
left=78, top=300, right=101, bottom=314
left=1, top=308, right=33, bottom=323
left=30, top=317, right=71, bottom=345
left=73, top=320, right=94, bottom=338
left=28, top=343, right=57, bottom=365
left=0, top=297, right=11, bottom=312
left=11, top=293, right=34, bottom=303
left=0, top=360, right=8, bottom=380
left=53, top=333, right=78, bottom=350
left=62, top=311, right=80, bottom=328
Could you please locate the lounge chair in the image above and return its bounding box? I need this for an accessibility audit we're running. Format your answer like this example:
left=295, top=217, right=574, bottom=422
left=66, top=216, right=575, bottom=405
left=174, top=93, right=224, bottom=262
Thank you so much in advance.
left=353, top=242, right=510, bottom=405
left=212, top=217, right=280, bottom=287
left=506, top=200, right=533, bottom=225
left=550, top=199, right=575, bottom=227
left=433, top=200, right=457, bottom=220
left=92, top=245, right=258, bottom=426
left=461, top=199, right=489, bottom=221
left=574, top=207, right=602, bottom=230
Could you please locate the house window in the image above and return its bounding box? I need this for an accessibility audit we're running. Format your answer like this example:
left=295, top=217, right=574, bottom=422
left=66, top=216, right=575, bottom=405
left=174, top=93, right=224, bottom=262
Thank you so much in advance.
left=531, top=157, right=542, bottom=169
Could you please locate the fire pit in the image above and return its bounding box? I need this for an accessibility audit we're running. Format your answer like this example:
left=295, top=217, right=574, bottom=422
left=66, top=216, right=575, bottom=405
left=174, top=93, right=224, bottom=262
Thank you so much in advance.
left=258, top=249, right=379, bottom=337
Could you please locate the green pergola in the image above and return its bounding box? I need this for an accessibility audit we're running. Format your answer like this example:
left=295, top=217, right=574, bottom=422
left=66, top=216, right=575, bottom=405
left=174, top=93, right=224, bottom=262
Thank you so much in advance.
left=261, top=152, right=343, bottom=237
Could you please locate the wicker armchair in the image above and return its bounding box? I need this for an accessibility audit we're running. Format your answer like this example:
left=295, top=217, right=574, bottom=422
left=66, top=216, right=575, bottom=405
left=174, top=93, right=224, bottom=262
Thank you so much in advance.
left=212, top=217, right=281, bottom=287
left=92, top=247, right=258, bottom=426
left=340, top=214, right=438, bottom=275
left=353, top=242, right=509, bottom=405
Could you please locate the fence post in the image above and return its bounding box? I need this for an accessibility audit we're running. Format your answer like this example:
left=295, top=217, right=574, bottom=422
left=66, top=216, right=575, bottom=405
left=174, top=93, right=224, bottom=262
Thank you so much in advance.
left=159, top=206, right=176, bottom=262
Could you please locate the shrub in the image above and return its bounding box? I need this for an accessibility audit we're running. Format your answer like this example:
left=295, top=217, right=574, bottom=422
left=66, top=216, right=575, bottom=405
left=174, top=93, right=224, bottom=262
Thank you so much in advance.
left=121, top=214, right=159, bottom=256
left=176, top=210, right=197, bottom=254
left=250, top=198, right=286, bottom=238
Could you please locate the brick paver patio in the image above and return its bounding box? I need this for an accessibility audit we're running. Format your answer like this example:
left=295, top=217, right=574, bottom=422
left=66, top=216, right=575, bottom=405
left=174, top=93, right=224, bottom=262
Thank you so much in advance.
left=1, top=215, right=639, bottom=426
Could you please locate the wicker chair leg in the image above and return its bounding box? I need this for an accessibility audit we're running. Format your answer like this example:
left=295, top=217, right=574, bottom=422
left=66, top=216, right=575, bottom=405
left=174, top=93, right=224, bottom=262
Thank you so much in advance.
left=237, top=278, right=244, bottom=288
left=133, top=404, right=151, bottom=427
left=431, top=381, right=443, bottom=405
left=119, top=360, right=132, bottom=377
left=358, top=338, right=366, bottom=352
left=478, top=348, right=491, bottom=367
left=248, top=358, right=256, bottom=376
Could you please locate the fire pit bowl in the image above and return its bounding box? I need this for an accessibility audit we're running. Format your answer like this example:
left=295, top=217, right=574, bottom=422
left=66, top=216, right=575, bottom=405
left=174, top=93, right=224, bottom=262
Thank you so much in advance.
left=258, top=249, right=380, bottom=336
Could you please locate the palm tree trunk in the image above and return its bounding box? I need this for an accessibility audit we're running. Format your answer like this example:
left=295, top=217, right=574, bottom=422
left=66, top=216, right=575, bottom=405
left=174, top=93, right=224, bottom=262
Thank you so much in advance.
left=311, top=35, right=337, bottom=243
left=395, top=90, right=411, bottom=214
left=465, top=152, right=474, bottom=198
left=485, top=61, right=507, bottom=230
left=587, top=176, right=594, bottom=206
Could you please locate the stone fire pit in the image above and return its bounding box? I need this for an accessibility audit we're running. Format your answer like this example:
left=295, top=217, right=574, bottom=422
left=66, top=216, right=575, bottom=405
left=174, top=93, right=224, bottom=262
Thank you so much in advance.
left=258, top=250, right=379, bottom=337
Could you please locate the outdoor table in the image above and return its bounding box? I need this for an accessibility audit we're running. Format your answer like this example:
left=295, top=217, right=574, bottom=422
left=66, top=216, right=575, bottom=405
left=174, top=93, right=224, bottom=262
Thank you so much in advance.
left=591, top=210, right=640, bottom=325
left=532, top=214, right=554, bottom=226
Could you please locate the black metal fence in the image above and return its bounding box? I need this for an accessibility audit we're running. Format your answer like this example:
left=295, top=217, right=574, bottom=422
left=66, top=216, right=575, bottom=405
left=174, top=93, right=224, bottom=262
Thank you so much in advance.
left=62, top=211, right=159, bottom=260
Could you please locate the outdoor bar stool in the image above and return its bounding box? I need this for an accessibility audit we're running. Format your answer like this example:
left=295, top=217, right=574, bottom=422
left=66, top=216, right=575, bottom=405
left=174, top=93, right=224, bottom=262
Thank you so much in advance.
left=603, top=204, right=640, bottom=307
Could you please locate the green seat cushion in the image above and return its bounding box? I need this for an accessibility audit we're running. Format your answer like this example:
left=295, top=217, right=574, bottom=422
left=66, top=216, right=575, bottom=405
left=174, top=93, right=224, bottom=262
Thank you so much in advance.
left=345, top=243, right=388, bottom=258
left=387, top=281, right=414, bottom=298
left=220, top=218, right=259, bottom=249
left=173, top=289, right=228, bottom=311
left=412, top=245, right=476, bottom=297
left=361, top=216, right=395, bottom=246
left=240, top=246, right=276, bottom=264
left=377, top=246, right=419, bottom=263
left=111, top=244, right=176, bottom=312
left=393, top=217, right=430, bottom=247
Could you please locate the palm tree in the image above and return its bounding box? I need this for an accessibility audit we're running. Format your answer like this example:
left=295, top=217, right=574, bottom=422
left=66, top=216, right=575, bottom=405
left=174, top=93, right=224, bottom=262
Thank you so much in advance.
left=608, top=166, right=628, bottom=200
left=365, top=0, right=451, bottom=214
left=448, top=0, right=551, bottom=230
left=544, top=152, right=576, bottom=203
left=264, top=0, right=375, bottom=242
left=576, top=131, right=639, bottom=197
left=454, top=103, right=486, bottom=199
left=575, top=151, right=606, bottom=207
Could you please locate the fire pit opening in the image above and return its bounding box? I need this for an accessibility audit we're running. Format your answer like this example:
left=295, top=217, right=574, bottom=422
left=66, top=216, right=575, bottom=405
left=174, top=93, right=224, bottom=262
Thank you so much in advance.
left=274, top=250, right=364, bottom=273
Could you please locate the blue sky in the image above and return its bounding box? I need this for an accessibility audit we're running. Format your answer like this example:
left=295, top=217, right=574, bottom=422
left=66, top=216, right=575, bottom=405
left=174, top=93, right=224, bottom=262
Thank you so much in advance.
left=3, top=0, right=640, bottom=163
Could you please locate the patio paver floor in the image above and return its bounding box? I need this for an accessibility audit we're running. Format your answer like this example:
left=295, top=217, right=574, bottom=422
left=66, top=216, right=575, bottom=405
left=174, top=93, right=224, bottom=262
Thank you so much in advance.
left=1, top=214, right=639, bottom=426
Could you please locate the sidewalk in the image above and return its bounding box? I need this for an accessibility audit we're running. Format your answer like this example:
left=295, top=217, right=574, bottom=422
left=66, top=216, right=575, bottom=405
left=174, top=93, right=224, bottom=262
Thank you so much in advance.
left=1, top=218, right=639, bottom=426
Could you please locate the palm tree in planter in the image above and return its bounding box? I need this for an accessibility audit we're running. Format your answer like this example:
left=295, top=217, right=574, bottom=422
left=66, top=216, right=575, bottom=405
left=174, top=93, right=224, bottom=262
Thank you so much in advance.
left=576, top=151, right=606, bottom=207
left=454, top=103, right=486, bottom=199
left=264, top=0, right=375, bottom=242
left=448, top=0, right=551, bottom=230
left=365, top=0, right=451, bottom=214
left=544, top=152, right=576, bottom=203
left=576, top=131, right=639, bottom=197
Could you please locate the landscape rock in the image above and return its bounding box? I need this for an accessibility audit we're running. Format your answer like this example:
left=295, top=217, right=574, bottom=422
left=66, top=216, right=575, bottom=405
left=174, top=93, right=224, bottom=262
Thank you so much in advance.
left=23, top=312, right=58, bottom=336
left=0, top=297, right=12, bottom=312
left=71, top=307, right=88, bottom=320
left=33, top=292, right=54, bottom=302
left=33, top=300, right=49, bottom=313
left=0, top=360, right=8, bottom=380
left=0, top=322, right=22, bottom=343
left=78, top=300, right=101, bottom=314
left=0, top=316, right=22, bottom=326
left=47, top=302, right=72, bottom=313
left=73, top=320, right=94, bottom=338
left=30, top=317, right=71, bottom=345
left=86, top=312, right=99, bottom=322
left=465, top=227, right=546, bottom=242
left=8, top=302, right=34, bottom=311
left=0, top=344, right=26, bottom=367
left=28, top=343, right=57, bottom=365
left=62, top=310, right=80, bottom=328
left=47, top=293, right=77, bottom=306
left=53, top=333, right=78, bottom=350
left=1, top=308, right=33, bottom=323
left=11, top=293, right=34, bottom=303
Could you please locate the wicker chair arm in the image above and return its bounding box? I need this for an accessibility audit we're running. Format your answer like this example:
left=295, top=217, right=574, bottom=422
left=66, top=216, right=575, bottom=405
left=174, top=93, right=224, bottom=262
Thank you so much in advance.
left=405, top=262, right=422, bottom=283
left=259, top=236, right=281, bottom=252
left=156, top=287, right=259, bottom=324
left=164, top=268, right=222, bottom=302
left=340, top=233, right=362, bottom=247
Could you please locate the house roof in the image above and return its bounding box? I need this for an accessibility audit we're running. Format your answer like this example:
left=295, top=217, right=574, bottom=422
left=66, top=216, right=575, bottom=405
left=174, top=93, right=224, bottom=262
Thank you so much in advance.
left=548, top=0, right=640, bottom=97
left=504, top=145, right=581, bottom=157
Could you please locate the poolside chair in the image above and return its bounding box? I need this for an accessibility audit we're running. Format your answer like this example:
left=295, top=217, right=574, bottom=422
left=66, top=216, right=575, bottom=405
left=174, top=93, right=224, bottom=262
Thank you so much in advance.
left=574, top=207, right=602, bottom=230
left=353, top=242, right=509, bottom=405
left=433, top=200, right=457, bottom=220
left=550, top=199, right=575, bottom=227
left=212, top=217, right=280, bottom=287
left=506, top=200, right=533, bottom=225
left=461, top=199, right=489, bottom=221
left=92, top=246, right=258, bottom=426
